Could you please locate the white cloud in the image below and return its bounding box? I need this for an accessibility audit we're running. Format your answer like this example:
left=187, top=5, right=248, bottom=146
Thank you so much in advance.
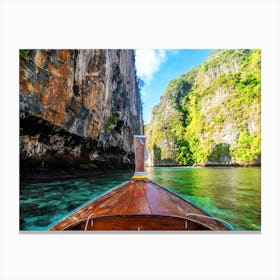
left=135, top=49, right=167, bottom=84
left=141, top=90, right=146, bottom=97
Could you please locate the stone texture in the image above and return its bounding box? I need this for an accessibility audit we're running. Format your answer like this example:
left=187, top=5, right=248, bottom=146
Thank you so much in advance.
left=20, top=49, right=143, bottom=175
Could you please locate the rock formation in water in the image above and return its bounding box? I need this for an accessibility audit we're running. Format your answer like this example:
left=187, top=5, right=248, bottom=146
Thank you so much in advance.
left=146, top=50, right=261, bottom=167
left=20, top=49, right=143, bottom=177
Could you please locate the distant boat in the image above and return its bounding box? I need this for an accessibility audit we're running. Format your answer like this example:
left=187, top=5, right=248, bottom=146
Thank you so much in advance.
left=49, top=135, right=232, bottom=231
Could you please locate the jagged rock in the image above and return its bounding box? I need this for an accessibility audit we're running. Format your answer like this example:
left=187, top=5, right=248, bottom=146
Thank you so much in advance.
left=20, top=49, right=143, bottom=176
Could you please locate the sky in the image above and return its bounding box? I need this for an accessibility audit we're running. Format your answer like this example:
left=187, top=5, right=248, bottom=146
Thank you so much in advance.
left=135, top=49, right=213, bottom=124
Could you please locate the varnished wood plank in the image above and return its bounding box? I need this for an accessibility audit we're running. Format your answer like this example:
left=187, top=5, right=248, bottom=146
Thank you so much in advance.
left=92, top=181, right=135, bottom=216
left=145, top=182, right=187, bottom=217
left=134, top=137, right=146, bottom=173
left=126, top=180, right=151, bottom=214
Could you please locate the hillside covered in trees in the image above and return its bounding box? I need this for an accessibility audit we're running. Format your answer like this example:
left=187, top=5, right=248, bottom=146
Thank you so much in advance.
left=146, top=49, right=261, bottom=166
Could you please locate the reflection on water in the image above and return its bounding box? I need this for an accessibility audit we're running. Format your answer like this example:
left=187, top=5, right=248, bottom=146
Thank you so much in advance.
left=146, top=167, right=261, bottom=230
left=20, top=167, right=261, bottom=231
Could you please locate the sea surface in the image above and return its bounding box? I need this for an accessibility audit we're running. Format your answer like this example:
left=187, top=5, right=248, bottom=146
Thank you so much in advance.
left=20, top=167, right=261, bottom=231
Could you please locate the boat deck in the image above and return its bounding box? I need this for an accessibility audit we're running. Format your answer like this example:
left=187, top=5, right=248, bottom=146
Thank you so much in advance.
left=49, top=179, right=229, bottom=231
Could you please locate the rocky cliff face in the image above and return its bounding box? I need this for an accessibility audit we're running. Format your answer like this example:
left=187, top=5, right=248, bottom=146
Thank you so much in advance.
left=146, top=50, right=261, bottom=166
left=20, top=49, right=143, bottom=177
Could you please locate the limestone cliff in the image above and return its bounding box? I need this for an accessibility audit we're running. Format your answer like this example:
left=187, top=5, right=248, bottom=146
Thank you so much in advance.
left=146, top=50, right=261, bottom=167
left=20, top=49, right=143, bottom=177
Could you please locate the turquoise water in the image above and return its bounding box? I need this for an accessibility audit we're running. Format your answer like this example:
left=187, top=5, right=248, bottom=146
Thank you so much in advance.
left=20, top=172, right=133, bottom=230
left=146, top=167, right=261, bottom=230
left=20, top=167, right=261, bottom=231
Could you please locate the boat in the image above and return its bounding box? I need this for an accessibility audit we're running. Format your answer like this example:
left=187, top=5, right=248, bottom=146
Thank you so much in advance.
left=48, top=135, right=233, bottom=231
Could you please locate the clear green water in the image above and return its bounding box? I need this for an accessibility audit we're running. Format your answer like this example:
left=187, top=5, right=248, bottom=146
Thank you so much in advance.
left=20, top=167, right=261, bottom=231
left=146, top=167, right=261, bottom=231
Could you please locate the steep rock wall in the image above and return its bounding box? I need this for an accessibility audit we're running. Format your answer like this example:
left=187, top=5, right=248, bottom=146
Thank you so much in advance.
left=146, top=50, right=261, bottom=167
left=20, top=49, right=143, bottom=176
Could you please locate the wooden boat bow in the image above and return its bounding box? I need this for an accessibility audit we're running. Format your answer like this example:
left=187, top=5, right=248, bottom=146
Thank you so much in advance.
left=48, top=135, right=232, bottom=231
left=48, top=178, right=230, bottom=230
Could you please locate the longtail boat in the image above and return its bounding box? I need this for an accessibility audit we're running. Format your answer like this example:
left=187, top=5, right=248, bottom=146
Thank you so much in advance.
left=48, top=135, right=233, bottom=231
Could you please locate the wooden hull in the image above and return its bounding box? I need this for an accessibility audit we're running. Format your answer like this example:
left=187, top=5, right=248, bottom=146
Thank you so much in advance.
left=48, top=179, right=231, bottom=231
left=63, top=215, right=212, bottom=230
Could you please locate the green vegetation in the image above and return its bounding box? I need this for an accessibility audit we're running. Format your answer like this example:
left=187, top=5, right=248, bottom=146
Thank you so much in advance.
left=146, top=49, right=261, bottom=166
left=20, top=49, right=30, bottom=60
left=106, top=114, right=117, bottom=131
left=231, top=130, right=261, bottom=162
left=209, top=143, right=230, bottom=162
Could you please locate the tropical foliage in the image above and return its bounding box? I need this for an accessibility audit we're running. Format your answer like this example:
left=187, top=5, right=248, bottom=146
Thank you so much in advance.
left=146, top=49, right=261, bottom=166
